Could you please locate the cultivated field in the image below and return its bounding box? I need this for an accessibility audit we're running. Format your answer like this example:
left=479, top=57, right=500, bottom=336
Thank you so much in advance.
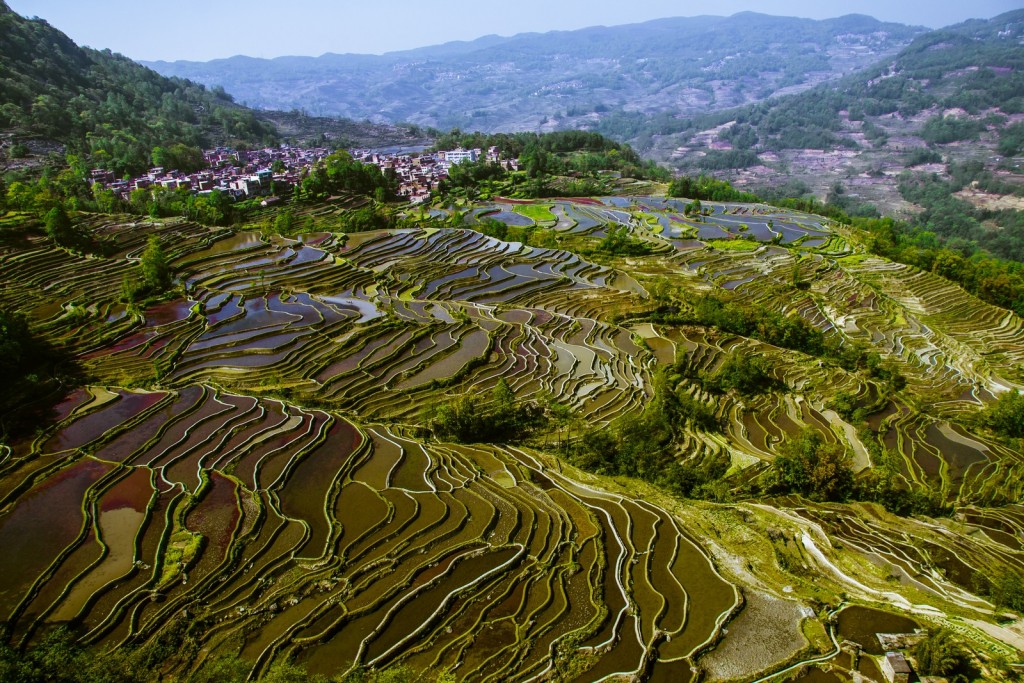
left=1, top=195, right=1022, bottom=680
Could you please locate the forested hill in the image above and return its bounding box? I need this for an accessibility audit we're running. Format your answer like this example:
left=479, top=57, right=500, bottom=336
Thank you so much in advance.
left=145, top=13, right=923, bottom=133
left=642, top=10, right=1024, bottom=264
left=0, top=0, right=278, bottom=175
left=644, top=9, right=1024, bottom=156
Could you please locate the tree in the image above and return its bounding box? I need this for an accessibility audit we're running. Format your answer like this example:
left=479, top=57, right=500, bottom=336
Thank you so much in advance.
left=986, top=569, right=1024, bottom=612
left=140, top=235, right=172, bottom=292
left=152, top=144, right=206, bottom=174
left=980, top=390, right=1024, bottom=439
left=914, top=628, right=972, bottom=679
left=272, top=210, right=295, bottom=235
left=427, top=379, right=545, bottom=443
left=44, top=204, right=79, bottom=248
left=710, top=351, right=776, bottom=395
left=770, top=429, right=855, bottom=502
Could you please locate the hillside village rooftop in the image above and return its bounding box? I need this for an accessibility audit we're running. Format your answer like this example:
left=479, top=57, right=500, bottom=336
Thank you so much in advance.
left=90, top=145, right=511, bottom=206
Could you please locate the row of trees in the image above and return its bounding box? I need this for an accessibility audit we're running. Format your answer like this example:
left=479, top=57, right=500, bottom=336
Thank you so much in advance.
left=4, top=147, right=398, bottom=232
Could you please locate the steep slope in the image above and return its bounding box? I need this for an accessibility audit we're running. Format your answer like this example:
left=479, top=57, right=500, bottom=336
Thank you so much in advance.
left=0, top=1, right=278, bottom=175
left=144, top=13, right=923, bottom=133
left=0, top=2, right=427, bottom=177
left=650, top=10, right=1024, bottom=221
left=1, top=192, right=1023, bottom=681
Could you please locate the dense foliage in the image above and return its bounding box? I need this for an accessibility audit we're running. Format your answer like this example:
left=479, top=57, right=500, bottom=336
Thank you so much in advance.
left=609, top=10, right=1024, bottom=151
left=913, top=629, right=974, bottom=681
left=0, top=308, right=78, bottom=438
left=896, top=166, right=1024, bottom=264
left=427, top=379, right=546, bottom=443
left=768, top=430, right=855, bottom=502
left=567, top=372, right=729, bottom=499
left=979, top=390, right=1024, bottom=439
left=121, top=236, right=173, bottom=303
left=43, top=204, right=90, bottom=250
left=667, top=175, right=759, bottom=203
left=0, top=1, right=277, bottom=175
left=297, top=151, right=398, bottom=202
left=432, top=130, right=669, bottom=193
left=597, top=227, right=654, bottom=256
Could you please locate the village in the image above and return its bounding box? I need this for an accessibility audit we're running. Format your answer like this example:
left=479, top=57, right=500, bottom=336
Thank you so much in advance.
left=87, top=144, right=514, bottom=206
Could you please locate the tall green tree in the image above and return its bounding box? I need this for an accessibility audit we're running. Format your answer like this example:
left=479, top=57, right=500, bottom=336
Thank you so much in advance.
left=913, top=628, right=972, bottom=679
left=770, top=429, right=855, bottom=502
left=44, top=204, right=78, bottom=248
left=980, top=390, right=1024, bottom=439
left=140, top=235, right=172, bottom=292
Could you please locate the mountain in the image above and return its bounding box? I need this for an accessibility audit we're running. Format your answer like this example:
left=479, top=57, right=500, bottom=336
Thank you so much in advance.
left=0, top=0, right=279, bottom=175
left=0, top=2, right=426, bottom=176
left=144, top=13, right=925, bottom=133
left=639, top=9, right=1024, bottom=259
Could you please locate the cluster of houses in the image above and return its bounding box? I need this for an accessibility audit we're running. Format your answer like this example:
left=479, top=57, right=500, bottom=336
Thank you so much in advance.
left=89, top=145, right=332, bottom=204
left=89, top=144, right=517, bottom=207
left=351, top=146, right=518, bottom=204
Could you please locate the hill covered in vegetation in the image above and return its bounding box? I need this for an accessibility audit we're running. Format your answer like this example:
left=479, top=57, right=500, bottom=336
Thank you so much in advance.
left=643, top=10, right=1024, bottom=264
left=0, top=1, right=278, bottom=175
left=637, top=9, right=1024, bottom=157
left=0, top=1, right=428, bottom=177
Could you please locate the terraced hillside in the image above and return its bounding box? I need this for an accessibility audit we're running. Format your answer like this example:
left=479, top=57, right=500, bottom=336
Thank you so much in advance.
left=1, top=194, right=1023, bottom=681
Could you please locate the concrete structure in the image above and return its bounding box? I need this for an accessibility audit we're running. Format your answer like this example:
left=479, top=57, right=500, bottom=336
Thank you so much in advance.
left=881, top=652, right=912, bottom=683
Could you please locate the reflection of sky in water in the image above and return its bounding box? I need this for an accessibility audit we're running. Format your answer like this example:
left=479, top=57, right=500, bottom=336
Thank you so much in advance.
left=696, top=225, right=731, bottom=239
left=321, top=295, right=383, bottom=323
left=485, top=210, right=534, bottom=226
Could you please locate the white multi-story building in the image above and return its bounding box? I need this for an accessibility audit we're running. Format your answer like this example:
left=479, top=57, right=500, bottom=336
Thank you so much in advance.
left=444, top=148, right=480, bottom=165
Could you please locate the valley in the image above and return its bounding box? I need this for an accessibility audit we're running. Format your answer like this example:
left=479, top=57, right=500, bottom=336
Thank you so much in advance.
left=2, top=2, right=1024, bottom=682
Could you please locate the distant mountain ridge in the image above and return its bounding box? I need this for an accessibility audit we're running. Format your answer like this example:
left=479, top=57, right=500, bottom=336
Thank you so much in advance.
left=144, top=12, right=925, bottom=133
left=637, top=10, right=1024, bottom=262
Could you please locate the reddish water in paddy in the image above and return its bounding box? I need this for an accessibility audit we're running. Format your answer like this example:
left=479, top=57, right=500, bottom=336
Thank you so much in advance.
left=93, top=386, right=205, bottom=463
left=0, top=458, right=114, bottom=616
left=143, top=299, right=193, bottom=327
left=50, top=468, right=153, bottom=622
left=185, top=471, right=241, bottom=583
left=47, top=391, right=166, bottom=452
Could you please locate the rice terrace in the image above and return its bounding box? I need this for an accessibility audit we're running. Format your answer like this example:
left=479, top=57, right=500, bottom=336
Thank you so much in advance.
left=3, top=2, right=1024, bottom=681
left=2, top=181, right=1024, bottom=682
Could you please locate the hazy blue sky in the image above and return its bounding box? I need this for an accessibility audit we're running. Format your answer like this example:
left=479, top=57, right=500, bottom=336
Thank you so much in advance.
left=8, top=0, right=1022, bottom=62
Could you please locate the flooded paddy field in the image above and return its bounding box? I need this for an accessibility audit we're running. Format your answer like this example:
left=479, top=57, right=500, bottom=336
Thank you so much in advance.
left=2, top=201, right=1023, bottom=681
